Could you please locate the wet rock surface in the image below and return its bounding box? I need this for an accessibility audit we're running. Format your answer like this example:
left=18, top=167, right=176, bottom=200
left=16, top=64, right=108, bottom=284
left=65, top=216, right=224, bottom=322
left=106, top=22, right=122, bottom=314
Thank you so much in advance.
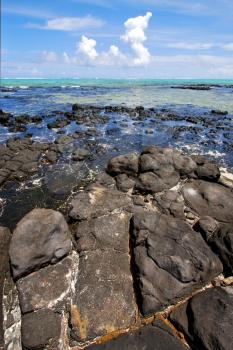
left=0, top=137, right=59, bottom=186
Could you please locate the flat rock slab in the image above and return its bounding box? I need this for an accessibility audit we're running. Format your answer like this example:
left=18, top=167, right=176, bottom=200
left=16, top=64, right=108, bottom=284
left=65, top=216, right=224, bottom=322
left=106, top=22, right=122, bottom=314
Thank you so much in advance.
left=170, top=286, right=233, bottom=350
left=182, top=180, right=233, bottom=223
left=9, top=208, right=72, bottom=279
left=17, top=251, right=79, bottom=314
left=21, top=309, right=62, bottom=350
left=69, top=186, right=132, bottom=221
left=70, top=212, right=137, bottom=343
left=132, top=211, right=223, bottom=316
left=86, top=318, right=188, bottom=350
left=75, top=212, right=130, bottom=253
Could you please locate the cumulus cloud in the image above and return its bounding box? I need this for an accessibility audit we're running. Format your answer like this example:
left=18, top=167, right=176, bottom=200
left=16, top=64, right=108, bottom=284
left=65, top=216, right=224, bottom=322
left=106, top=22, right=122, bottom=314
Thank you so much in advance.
left=77, top=35, right=98, bottom=61
left=121, top=12, right=152, bottom=65
left=28, top=16, right=103, bottom=31
left=73, top=12, right=152, bottom=66
left=41, top=12, right=152, bottom=67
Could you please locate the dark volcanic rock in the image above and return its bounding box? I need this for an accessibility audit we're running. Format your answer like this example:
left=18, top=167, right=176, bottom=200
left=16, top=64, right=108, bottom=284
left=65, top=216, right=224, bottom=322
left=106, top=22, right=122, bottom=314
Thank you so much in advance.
left=70, top=212, right=137, bottom=343
left=69, top=185, right=132, bottom=221
left=141, top=146, right=197, bottom=175
left=15, top=114, right=30, bottom=124
left=170, top=286, right=233, bottom=350
left=92, top=172, right=116, bottom=190
left=16, top=252, right=79, bottom=314
left=115, top=174, right=136, bottom=192
left=9, top=208, right=72, bottom=279
left=171, top=85, right=211, bottom=91
left=86, top=318, right=188, bottom=350
left=155, top=190, right=185, bottom=219
left=195, top=216, right=233, bottom=274
left=47, top=118, right=70, bottom=129
left=107, top=153, right=139, bottom=176
left=211, top=109, right=228, bottom=115
left=0, top=109, right=12, bottom=126
left=0, top=137, right=51, bottom=184
left=182, top=180, right=233, bottom=223
left=44, top=167, right=80, bottom=197
left=21, top=309, right=62, bottom=350
left=195, top=162, right=220, bottom=181
left=72, top=148, right=91, bottom=161
left=55, top=135, right=73, bottom=144
left=75, top=212, right=130, bottom=253
left=0, top=227, right=11, bottom=348
left=135, top=146, right=196, bottom=193
left=132, top=211, right=223, bottom=316
left=46, top=150, right=58, bottom=163
left=136, top=171, right=180, bottom=193
left=195, top=216, right=219, bottom=241
left=31, top=115, right=43, bottom=124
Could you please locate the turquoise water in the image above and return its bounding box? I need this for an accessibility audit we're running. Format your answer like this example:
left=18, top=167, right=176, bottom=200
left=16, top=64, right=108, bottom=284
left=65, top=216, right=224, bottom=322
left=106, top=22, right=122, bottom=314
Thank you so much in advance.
left=1, top=78, right=233, bottom=87
left=1, top=79, right=233, bottom=113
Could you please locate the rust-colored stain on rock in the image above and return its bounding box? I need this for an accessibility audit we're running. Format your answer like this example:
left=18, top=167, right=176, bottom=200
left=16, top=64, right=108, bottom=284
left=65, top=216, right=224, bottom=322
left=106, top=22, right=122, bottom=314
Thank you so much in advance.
left=71, top=305, right=88, bottom=341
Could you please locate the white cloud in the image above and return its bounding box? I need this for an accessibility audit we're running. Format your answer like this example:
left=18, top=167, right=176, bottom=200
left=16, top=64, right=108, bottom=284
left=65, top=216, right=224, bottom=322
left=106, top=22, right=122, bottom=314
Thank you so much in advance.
left=41, top=51, right=58, bottom=62
left=166, top=42, right=214, bottom=50
left=28, top=16, right=104, bottom=31
left=222, top=43, right=233, bottom=50
left=71, top=12, right=152, bottom=66
left=121, top=12, right=152, bottom=65
left=77, top=35, right=98, bottom=60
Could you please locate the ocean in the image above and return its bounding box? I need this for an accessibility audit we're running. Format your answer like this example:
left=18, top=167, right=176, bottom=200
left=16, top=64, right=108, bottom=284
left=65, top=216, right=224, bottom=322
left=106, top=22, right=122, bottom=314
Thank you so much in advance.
left=1, top=78, right=233, bottom=114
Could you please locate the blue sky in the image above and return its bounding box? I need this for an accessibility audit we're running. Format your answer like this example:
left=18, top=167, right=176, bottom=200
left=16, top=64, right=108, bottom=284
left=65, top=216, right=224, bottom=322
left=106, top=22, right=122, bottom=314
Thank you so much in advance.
left=2, top=0, right=233, bottom=78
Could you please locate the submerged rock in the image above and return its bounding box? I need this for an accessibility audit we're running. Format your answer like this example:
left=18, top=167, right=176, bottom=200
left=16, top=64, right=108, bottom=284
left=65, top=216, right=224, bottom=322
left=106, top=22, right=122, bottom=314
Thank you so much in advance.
left=72, top=148, right=91, bottom=161
left=9, top=208, right=72, bottom=279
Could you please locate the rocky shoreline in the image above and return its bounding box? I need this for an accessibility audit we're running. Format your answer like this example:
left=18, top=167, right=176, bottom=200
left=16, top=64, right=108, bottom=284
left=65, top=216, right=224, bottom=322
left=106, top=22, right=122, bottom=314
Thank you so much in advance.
left=0, top=143, right=233, bottom=349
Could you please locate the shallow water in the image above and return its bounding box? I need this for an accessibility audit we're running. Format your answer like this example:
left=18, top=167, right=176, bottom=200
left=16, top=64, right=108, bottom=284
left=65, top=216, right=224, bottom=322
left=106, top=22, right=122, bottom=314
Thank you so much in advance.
left=1, top=79, right=233, bottom=114
left=0, top=79, right=233, bottom=229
